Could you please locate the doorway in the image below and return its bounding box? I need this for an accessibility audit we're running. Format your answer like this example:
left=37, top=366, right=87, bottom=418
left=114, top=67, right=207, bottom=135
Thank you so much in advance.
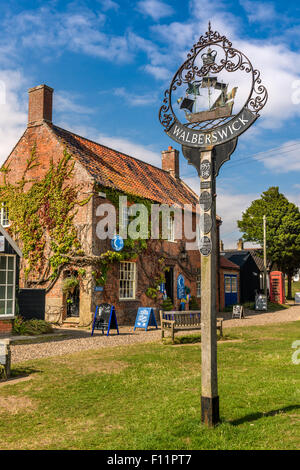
left=165, top=267, right=174, bottom=302
left=224, top=274, right=238, bottom=307
left=64, top=271, right=80, bottom=318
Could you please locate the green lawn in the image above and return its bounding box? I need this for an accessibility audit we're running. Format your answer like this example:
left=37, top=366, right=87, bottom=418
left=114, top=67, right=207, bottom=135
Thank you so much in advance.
left=0, top=322, right=299, bottom=450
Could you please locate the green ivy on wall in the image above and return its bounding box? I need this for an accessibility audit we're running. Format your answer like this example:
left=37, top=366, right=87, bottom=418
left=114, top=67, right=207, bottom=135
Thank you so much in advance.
left=93, top=184, right=151, bottom=286
left=0, top=146, right=91, bottom=289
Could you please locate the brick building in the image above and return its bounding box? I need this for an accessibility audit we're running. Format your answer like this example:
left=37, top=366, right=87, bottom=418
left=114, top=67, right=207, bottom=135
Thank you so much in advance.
left=1, top=84, right=224, bottom=328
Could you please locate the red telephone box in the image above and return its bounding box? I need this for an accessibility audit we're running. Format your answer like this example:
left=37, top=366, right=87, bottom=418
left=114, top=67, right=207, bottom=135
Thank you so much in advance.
left=270, top=271, right=285, bottom=304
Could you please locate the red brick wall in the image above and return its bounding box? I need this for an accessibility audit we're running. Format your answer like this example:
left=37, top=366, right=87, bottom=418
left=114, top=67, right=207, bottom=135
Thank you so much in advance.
left=0, top=320, right=13, bottom=334
left=161, top=147, right=179, bottom=178
left=2, top=122, right=95, bottom=324
left=28, top=85, right=53, bottom=126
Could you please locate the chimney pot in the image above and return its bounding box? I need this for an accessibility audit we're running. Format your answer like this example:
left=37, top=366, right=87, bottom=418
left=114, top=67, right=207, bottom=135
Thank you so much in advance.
left=162, top=147, right=179, bottom=178
left=237, top=238, right=244, bottom=251
left=28, top=84, right=53, bottom=127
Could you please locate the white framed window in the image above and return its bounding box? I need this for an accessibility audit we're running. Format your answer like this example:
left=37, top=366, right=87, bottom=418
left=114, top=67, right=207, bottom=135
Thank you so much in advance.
left=119, top=262, right=136, bottom=300
left=231, top=276, right=238, bottom=293
left=0, top=255, right=16, bottom=317
left=167, top=216, right=175, bottom=242
left=0, top=203, right=9, bottom=227
left=196, top=274, right=201, bottom=298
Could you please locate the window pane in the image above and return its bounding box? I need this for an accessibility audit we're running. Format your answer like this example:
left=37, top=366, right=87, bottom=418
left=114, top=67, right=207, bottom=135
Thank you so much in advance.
left=6, top=301, right=13, bottom=315
left=0, top=257, right=6, bottom=270
left=0, top=301, right=5, bottom=315
left=231, top=277, right=237, bottom=293
left=0, top=271, right=6, bottom=284
left=7, top=271, right=13, bottom=285
left=8, top=257, right=14, bottom=270
left=7, top=286, right=13, bottom=299
left=225, top=277, right=231, bottom=293
left=0, top=286, right=5, bottom=300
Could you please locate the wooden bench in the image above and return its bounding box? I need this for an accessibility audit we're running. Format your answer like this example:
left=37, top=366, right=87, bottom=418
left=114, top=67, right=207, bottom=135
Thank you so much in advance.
left=160, top=310, right=223, bottom=343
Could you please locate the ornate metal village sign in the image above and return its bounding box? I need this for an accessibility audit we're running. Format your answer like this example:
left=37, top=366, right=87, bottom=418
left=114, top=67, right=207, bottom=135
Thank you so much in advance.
left=159, top=22, right=267, bottom=152
left=159, top=23, right=267, bottom=427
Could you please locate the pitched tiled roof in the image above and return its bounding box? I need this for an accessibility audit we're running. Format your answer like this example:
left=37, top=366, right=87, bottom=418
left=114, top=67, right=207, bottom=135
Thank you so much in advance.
left=49, top=124, right=199, bottom=207
left=220, top=255, right=240, bottom=270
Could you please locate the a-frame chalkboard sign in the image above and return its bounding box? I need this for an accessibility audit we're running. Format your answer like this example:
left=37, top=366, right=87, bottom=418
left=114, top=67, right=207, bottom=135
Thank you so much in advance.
left=91, top=303, right=119, bottom=336
left=134, top=307, right=158, bottom=331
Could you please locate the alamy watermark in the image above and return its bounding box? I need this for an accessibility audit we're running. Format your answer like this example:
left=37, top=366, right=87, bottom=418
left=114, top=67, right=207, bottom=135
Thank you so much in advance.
left=95, top=194, right=209, bottom=251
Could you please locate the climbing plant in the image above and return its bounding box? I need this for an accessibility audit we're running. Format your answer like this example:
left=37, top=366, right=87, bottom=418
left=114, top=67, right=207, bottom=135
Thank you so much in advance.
left=0, top=146, right=91, bottom=289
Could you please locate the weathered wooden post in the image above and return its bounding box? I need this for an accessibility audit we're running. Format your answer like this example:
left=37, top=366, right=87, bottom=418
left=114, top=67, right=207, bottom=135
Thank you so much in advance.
left=159, top=23, right=267, bottom=426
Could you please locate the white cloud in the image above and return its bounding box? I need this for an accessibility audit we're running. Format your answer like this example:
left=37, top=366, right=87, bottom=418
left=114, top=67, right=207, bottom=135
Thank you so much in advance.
left=143, top=64, right=170, bottom=80
left=240, top=0, right=277, bottom=24
left=137, top=1, right=174, bottom=21
left=0, top=69, right=27, bottom=164
left=113, top=87, right=157, bottom=106
left=98, top=0, right=119, bottom=12
left=255, top=139, right=300, bottom=173
left=3, top=6, right=133, bottom=64
left=55, top=92, right=95, bottom=115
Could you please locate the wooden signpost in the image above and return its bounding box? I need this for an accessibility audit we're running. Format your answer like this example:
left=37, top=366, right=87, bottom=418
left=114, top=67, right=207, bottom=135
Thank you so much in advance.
left=134, top=307, right=158, bottom=331
left=91, top=303, right=119, bottom=336
left=159, top=23, right=267, bottom=426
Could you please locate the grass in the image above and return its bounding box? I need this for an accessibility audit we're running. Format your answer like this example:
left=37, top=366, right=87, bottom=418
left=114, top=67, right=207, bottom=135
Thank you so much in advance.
left=0, top=322, right=299, bottom=450
left=223, top=301, right=289, bottom=313
left=162, top=331, right=236, bottom=345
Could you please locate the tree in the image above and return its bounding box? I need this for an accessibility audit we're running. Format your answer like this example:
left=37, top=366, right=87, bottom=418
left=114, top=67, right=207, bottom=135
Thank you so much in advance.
left=237, top=187, right=300, bottom=299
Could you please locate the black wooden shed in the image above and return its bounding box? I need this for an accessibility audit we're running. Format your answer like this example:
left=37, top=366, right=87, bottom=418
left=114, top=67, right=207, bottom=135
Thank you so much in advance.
left=221, top=250, right=261, bottom=303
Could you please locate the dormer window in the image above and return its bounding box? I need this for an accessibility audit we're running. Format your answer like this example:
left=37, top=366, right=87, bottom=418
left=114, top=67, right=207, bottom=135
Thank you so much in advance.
left=0, top=203, right=9, bottom=228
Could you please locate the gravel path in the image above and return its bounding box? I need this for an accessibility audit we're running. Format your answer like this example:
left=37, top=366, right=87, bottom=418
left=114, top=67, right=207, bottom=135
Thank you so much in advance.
left=10, top=305, right=300, bottom=364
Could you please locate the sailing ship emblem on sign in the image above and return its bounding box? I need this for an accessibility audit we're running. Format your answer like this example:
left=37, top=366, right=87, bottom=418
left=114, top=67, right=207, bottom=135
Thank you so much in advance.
left=159, top=23, right=268, bottom=150
left=178, top=48, right=238, bottom=126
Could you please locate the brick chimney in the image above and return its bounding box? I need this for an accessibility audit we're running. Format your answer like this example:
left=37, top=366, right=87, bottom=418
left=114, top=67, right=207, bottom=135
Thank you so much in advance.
left=237, top=238, right=244, bottom=251
left=28, top=84, right=54, bottom=127
left=162, top=146, right=179, bottom=178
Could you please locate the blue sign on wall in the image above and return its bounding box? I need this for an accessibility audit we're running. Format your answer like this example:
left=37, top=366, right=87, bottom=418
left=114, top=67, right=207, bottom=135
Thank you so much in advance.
left=134, top=307, right=158, bottom=332
left=94, top=286, right=104, bottom=292
left=177, top=274, right=185, bottom=299
left=111, top=235, right=124, bottom=252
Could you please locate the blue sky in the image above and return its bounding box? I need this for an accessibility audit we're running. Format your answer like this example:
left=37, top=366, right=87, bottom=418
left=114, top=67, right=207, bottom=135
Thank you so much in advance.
left=1, top=0, right=300, bottom=247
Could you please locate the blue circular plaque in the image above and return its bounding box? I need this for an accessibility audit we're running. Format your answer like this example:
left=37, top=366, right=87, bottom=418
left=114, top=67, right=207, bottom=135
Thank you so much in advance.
left=111, top=235, right=124, bottom=252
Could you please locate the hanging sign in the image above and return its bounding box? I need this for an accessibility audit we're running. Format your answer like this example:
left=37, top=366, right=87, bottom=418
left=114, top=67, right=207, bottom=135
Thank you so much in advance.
left=177, top=274, right=185, bottom=299
left=159, top=23, right=268, bottom=159
left=91, top=303, right=119, bottom=336
left=134, top=307, right=158, bottom=331
left=111, top=235, right=124, bottom=252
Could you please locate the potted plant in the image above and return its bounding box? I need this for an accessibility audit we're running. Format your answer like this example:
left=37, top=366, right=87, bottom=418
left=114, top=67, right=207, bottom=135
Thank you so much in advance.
left=62, top=276, right=79, bottom=295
